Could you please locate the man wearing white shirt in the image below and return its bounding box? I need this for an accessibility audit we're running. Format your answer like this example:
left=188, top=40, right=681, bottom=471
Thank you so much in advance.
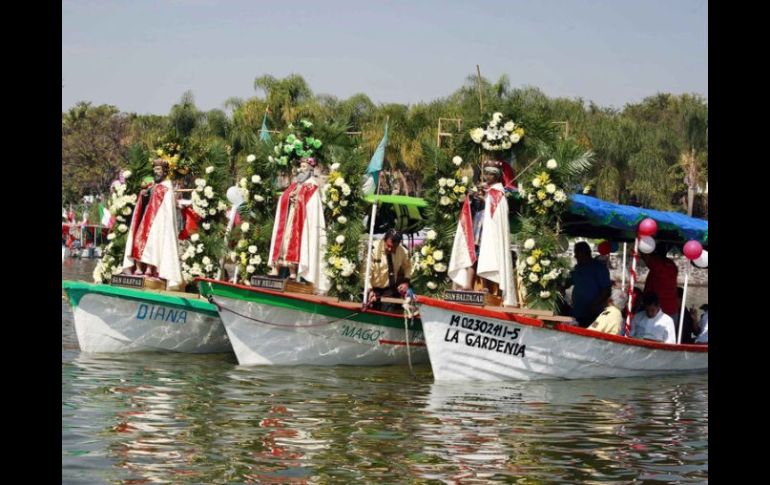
left=631, top=292, right=676, bottom=344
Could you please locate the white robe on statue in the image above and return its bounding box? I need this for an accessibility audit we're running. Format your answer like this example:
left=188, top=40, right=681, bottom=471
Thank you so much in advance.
left=268, top=177, right=330, bottom=294
left=476, top=183, right=517, bottom=306
left=122, top=179, right=183, bottom=289
left=448, top=195, right=477, bottom=289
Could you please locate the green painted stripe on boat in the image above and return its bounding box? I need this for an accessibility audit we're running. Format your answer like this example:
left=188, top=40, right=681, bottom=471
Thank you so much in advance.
left=62, top=280, right=219, bottom=317
left=198, top=280, right=423, bottom=331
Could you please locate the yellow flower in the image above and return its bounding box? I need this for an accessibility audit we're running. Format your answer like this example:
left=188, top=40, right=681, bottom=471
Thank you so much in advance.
left=330, top=192, right=340, bottom=202
left=515, top=127, right=525, bottom=137
left=537, top=190, right=546, bottom=200
left=532, top=249, right=543, bottom=259
left=532, top=263, right=542, bottom=273
left=425, top=256, right=435, bottom=266
left=328, top=244, right=342, bottom=255
left=334, top=258, right=344, bottom=269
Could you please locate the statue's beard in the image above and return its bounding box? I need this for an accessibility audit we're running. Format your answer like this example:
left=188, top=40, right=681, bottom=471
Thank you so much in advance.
left=153, top=173, right=165, bottom=183
left=295, top=170, right=312, bottom=183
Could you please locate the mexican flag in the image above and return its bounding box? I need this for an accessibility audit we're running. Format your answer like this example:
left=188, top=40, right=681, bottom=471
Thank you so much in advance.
left=99, top=204, right=115, bottom=229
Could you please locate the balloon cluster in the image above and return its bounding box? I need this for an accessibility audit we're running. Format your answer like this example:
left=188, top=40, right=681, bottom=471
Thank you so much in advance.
left=636, top=217, right=708, bottom=268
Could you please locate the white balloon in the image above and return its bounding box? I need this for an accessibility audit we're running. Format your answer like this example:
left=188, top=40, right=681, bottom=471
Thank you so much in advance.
left=638, top=235, right=656, bottom=254
left=693, top=249, right=708, bottom=268
left=226, top=186, right=244, bottom=206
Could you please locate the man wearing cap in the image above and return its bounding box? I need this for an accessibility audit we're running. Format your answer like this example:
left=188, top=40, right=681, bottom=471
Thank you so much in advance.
left=268, top=157, right=329, bottom=293
left=449, top=160, right=517, bottom=306
left=122, top=159, right=183, bottom=289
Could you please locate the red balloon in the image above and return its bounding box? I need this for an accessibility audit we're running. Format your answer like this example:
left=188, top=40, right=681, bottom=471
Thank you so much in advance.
left=683, top=240, right=703, bottom=260
left=638, top=218, right=658, bottom=237
left=598, top=241, right=611, bottom=255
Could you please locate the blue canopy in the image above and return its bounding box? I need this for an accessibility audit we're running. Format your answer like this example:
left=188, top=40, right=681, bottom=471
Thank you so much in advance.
left=563, top=194, right=708, bottom=247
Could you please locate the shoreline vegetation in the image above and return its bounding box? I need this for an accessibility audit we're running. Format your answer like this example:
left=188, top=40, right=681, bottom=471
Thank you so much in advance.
left=63, top=72, right=708, bottom=220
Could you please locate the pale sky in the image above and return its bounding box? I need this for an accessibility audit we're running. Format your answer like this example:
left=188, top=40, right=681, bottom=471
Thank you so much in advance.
left=62, top=0, right=707, bottom=114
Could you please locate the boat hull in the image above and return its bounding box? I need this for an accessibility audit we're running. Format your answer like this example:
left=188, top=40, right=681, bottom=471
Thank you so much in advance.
left=198, top=279, right=428, bottom=366
left=418, top=297, right=708, bottom=381
left=63, top=281, right=230, bottom=353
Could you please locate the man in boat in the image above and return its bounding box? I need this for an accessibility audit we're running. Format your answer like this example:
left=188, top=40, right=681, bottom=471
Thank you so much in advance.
left=122, top=159, right=183, bottom=290
left=640, top=243, right=679, bottom=317
left=588, top=287, right=626, bottom=335
left=567, top=241, right=611, bottom=327
left=631, top=292, right=676, bottom=344
left=366, top=229, right=412, bottom=312
left=267, top=157, right=329, bottom=293
left=449, top=160, right=517, bottom=306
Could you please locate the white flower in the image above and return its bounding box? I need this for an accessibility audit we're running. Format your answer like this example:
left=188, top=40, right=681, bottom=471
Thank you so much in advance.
left=107, top=233, right=116, bottom=240
left=246, top=154, right=256, bottom=163
left=503, top=121, right=515, bottom=131
left=190, top=233, right=200, bottom=242
left=433, top=250, right=443, bottom=261
left=510, top=133, right=521, bottom=143
left=336, top=235, right=345, bottom=244
left=254, top=255, right=262, bottom=265
left=341, top=184, right=351, bottom=196
left=439, top=188, right=446, bottom=195
left=337, top=216, right=347, bottom=224
left=196, top=178, right=206, bottom=187
left=438, top=178, right=447, bottom=187
left=208, top=208, right=216, bottom=216
left=546, top=159, right=558, bottom=169
left=434, top=263, right=447, bottom=272
left=452, top=156, right=463, bottom=166
left=461, top=176, right=468, bottom=184
left=251, top=175, right=261, bottom=184
left=254, top=195, right=264, bottom=202
left=122, top=207, right=131, bottom=215
left=427, top=281, right=438, bottom=290
left=246, top=265, right=255, bottom=273
left=241, top=222, right=250, bottom=232
left=239, top=177, right=247, bottom=188
left=217, top=201, right=227, bottom=211
left=526, top=256, right=536, bottom=266
left=196, top=245, right=204, bottom=254
left=546, top=184, right=556, bottom=194
left=541, top=259, right=551, bottom=266
left=122, top=170, right=132, bottom=179
left=543, top=200, right=554, bottom=207
left=493, top=112, right=503, bottom=122
left=524, top=239, right=535, bottom=250
left=204, top=186, right=214, bottom=199
left=330, top=162, right=340, bottom=170
left=439, top=196, right=451, bottom=206
left=540, top=291, right=551, bottom=299
left=426, top=230, right=437, bottom=240
left=420, top=246, right=430, bottom=256
left=198, top=198, right=209, bottom=208
left=202, top=222, right=211, bottom=230
left=470, top=128, right=484, bottom=143
left=446, top=179, right=456, bottom=188
left=554, top=190, right=567, bottom=202
left=205, top=166, right=215, bottom=174
left=532, top=178, right=541, bottom=188
left=529, top=273, right=539, bottom=282
left=334, top=177, right=345, bottom=187
left=237, top=239, right=247, bottom=248
left=248, top=245, right=257, bottom=254
left=202, top=256, right=211, bottom=265
left=583, top=185, right=591, bottom=194
left=118, top=224, right=128, bottom=233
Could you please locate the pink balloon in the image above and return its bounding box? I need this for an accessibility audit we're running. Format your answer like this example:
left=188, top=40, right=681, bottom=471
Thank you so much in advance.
left=638, top=218, right=658, bottom=237
left=683, top=240, right=703, bottom=260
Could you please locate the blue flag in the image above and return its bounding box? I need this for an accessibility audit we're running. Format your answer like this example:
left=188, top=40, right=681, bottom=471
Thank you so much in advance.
left=259, top=112, right=271, bottom=142
left=362, top=121, right=388, bottom=195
